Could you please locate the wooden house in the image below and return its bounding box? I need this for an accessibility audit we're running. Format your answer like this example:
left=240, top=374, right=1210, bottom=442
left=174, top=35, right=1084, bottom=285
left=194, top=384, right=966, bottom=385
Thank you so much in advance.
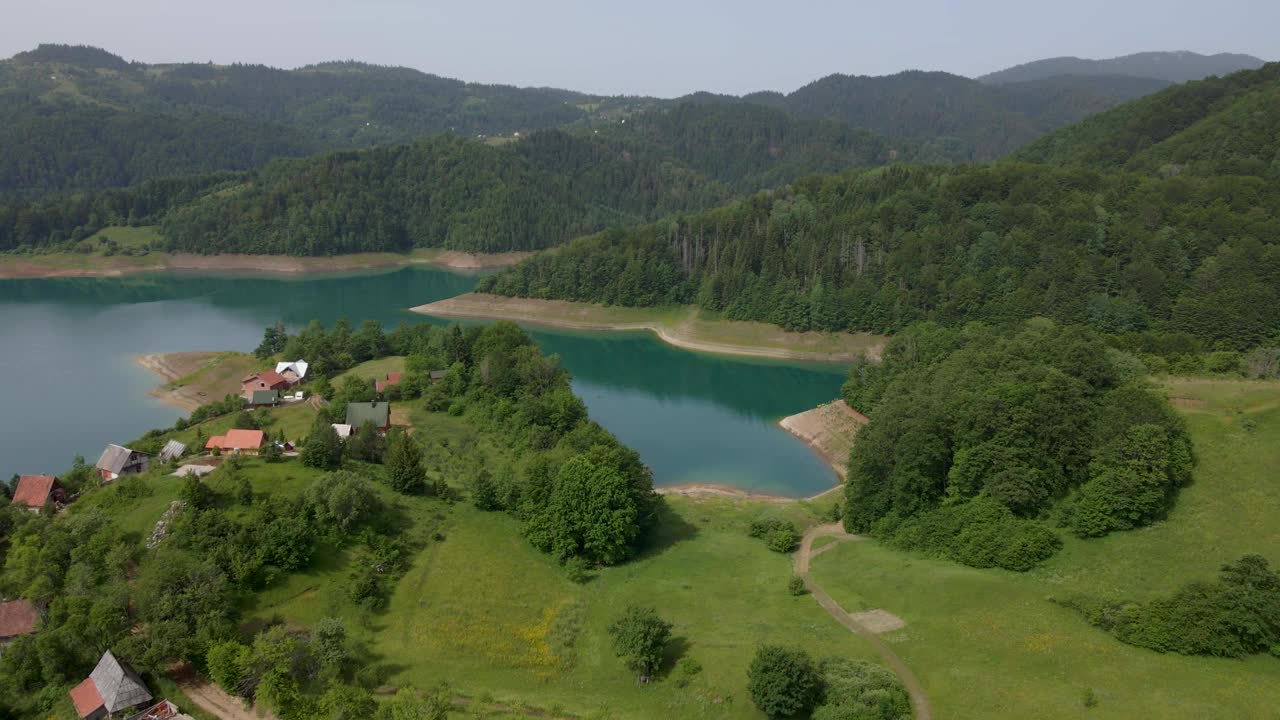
left=247, top=389, right=281, bottom=408
left=70, top=650, right=152, bottom=720
left=10, top=474, right=66, bottom=512
left=95, top=445, right=149, bottom=482
left=429, top=370, right=447, bottom=383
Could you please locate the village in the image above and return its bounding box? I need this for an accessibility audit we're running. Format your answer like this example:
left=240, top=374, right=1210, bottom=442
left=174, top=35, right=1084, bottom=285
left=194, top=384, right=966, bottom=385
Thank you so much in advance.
left=2, top=357, right=441, bottom=720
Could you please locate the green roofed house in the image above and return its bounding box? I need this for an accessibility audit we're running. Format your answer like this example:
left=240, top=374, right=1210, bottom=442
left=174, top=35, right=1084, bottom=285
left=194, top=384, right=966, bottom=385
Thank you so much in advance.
left=346, top=401, right=391, bottom=433
left=248, top=389, right=280, bottom=408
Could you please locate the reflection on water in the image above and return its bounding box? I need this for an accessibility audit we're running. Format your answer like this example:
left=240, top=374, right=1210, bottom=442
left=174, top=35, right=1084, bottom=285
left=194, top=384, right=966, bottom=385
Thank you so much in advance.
left=0, top=267, right=845, bottom=496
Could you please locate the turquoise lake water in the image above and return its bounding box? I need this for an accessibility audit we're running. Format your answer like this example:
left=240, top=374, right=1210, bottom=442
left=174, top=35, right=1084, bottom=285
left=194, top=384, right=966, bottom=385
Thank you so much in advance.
left=0, top=267, right=845, bottom=497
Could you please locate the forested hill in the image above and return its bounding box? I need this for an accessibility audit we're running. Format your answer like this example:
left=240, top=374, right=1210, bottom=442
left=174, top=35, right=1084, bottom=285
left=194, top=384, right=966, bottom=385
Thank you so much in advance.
left=478, top=163, right=1280, bottom=349
left=978, top=50, right=1265, bottom=85
left=1013, top=63, right=1280, bottom=177
left=1, top=43, right=1188, bottom=199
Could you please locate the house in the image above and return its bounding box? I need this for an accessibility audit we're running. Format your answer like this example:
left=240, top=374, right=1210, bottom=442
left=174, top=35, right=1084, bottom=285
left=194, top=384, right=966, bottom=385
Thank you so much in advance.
left=158, top=440, right=187, bottom=464
left=10, top=475, right=65, bottom=512
left=331, top=423, right=353, bottom=439
left=429, top=370, right=448, bottom=383
left=375, top=372, right=403, bottom=393
left=204, top=429, right=266, bottom=455
left=275, top=360, right=309, bottom=386
left=346, top=401, right=391, bottom=433
left=70, top=650, right=152, bottom=720
left=241, top=370, right=289, bottom=400
left=96, top=445, right=148, bottom=482
left=0, top=599, right=38, bottom=642
left=247, top=389, right=280, bottom=408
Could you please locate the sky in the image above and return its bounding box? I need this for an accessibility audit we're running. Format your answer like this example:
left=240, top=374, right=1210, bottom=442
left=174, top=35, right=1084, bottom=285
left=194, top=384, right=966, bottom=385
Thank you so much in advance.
left=1, top=0, right=1275, bottom=97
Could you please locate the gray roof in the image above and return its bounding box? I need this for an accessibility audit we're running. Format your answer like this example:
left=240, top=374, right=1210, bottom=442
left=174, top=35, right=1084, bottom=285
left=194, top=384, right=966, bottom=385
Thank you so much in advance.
left=250, top=389, right=280, bottom=405
left=158, top=440, right=187, bottom=463
left=96, top=444, right=135, bottom=474
left=346, top=401, right=391, bottom=428
left=429, top=370, right=448, bottom=380
left=90, top=650, right=151, bottom=713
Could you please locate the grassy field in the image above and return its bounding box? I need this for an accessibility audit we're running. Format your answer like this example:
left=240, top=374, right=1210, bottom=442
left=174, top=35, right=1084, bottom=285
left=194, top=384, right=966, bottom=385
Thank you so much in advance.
left=809, top=376, right=1280, bottom=719
left=414, top=294, right=886, bottom=362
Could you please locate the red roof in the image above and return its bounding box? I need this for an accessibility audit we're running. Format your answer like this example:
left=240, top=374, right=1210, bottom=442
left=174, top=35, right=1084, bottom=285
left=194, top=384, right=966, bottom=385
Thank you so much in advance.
left=0, top=599, right=38, bottom=638
left=243, top=370, right=288, bottom=388
left=375, top=372, right=403, bottom=393
left=11, top=475, right=58, bottom=509
left=208, top=429, right=265, bottom=451
left=70, top=677, right=104, bottom=718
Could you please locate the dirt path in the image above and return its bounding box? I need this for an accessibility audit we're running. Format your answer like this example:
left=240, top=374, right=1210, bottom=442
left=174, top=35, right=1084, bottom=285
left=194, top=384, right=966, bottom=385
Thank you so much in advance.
left=174, top=676, right=275, bottom=720
left=795, top=524, right=933, bottom=720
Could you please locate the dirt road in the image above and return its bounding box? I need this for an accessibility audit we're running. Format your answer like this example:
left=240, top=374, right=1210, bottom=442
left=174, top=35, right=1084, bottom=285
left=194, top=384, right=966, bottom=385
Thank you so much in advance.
left=176, top=677, right=275, bottom=720
left=795, top=524, right=933, bottom=720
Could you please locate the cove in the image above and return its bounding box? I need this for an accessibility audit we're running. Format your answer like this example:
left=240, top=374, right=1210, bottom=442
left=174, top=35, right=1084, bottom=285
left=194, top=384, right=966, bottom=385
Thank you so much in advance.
left=0, top=267, right=845, bottom=497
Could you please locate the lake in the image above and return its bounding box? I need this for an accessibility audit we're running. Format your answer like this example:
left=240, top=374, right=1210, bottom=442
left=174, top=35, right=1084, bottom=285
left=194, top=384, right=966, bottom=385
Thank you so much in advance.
left=0, top=267, right=846, bottom=497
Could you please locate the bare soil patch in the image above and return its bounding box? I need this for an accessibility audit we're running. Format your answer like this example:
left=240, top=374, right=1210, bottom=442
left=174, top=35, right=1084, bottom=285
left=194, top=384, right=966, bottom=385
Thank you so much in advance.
left=850, top=608, right=907, bottom=634
left=136, top=352, right=259, bottom=412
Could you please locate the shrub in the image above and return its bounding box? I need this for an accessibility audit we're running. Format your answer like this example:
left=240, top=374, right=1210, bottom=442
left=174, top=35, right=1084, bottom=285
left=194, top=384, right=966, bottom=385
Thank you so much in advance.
left=766, top=525, right=800, bottom=554
left=747, top=645, right=822, bottom=719
left=788, top=575, right=807, bottom=596
left=813, top=657, right=911, bottom=720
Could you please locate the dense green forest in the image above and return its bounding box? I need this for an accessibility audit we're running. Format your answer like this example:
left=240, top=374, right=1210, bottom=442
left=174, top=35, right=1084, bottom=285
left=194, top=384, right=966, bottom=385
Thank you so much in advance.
left=1015, top=63, right=1280, bottom=177
left=480, top=162, right=1280, bottom=349
left=837, top=321, right=1192, bottom=570
left=0, top=43, right=1191, bottom=199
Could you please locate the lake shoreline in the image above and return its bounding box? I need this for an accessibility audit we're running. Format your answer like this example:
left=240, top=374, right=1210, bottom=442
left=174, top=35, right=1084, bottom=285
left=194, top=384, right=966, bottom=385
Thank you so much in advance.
left=0, top=249, right=532, bottom=279
left=777, top=400, right=870, bottom=481
left=134, top=351, right=260, bottom=413
left=412, top=293, right=884, bottom=363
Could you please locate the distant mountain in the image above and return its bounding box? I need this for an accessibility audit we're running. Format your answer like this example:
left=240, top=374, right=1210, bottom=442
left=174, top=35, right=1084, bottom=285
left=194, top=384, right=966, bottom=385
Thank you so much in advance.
left=712, top=70, right=1168, bottom=162
left=979, top=51, right=1265, bottom=85
left=1013, top=62, right=1280, bottom=177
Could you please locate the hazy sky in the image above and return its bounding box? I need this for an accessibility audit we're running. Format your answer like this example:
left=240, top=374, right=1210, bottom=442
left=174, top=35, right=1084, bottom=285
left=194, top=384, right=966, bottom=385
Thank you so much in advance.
left=2, top=0, right=1274, bottom=96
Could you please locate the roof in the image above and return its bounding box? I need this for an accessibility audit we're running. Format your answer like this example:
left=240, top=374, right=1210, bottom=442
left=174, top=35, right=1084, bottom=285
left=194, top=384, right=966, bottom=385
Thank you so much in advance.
left=207, top=429, right=265, bottom=451
left=331, top=423, right=353, bottom=438
left=276, top=360, right=309, bottom=379
left=250, top=389, right=280, bottom=405
left=429, top=370, right=448, bottom=380
left=0, top=599, right=38, bottom=638
left=158, top=440, right=187, bottom=463
left=89, top=650, right=152, bottom=713
left=70, top=677, right=104, bottom=718
left=96, top=444, right=137, bottom=474
left=245, top=370, right=287, bottom=387
left=346, top=401, right=391, bottom=428
left=11, top=475, right=58, bottom=509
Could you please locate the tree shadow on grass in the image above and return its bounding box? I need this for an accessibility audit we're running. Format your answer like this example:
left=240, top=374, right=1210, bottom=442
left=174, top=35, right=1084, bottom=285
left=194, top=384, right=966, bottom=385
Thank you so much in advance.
left=656, top=635, right=693, bottom=679
left=632, top=497, right=699, bottom=561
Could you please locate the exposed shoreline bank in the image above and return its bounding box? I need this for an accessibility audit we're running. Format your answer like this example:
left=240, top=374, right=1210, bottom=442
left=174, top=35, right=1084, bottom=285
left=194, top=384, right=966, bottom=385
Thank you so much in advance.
left=777, top=400, right=869, bottom=481
left=134, top=351, right=259, bottom=413
left=412, top=293, right=884, bottom=363
left=0, top=249, right=532, bottom=279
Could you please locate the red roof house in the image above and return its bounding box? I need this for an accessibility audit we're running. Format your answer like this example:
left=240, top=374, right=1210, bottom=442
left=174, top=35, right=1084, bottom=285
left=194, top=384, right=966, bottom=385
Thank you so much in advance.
left=205, top=429, right=266, bottom=455
left=69, top=650, right=152, bottom=719
left=10, top=475, right=65, bottom=512
left=375, top=372, right=403, bottom=393
left=241, top=370, right=289, bottom=399
left=0, top=599, right=38, bottom=641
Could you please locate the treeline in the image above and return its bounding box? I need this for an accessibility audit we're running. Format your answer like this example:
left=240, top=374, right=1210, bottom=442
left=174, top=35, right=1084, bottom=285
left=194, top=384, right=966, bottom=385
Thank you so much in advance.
left=840, top=321, right=1192, bottom=570
left=1057, top=554, right=1280, bottom=659
left=1015, top=62, right=1280, bottom=177
left=479, top=162, right=1280, bottom=349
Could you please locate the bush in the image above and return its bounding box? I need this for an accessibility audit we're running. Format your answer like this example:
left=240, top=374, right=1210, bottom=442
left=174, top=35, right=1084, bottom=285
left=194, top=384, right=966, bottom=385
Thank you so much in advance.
left=674, top=657, right=702, bottom=689
left=813, top=657, right=911, bottom=720
left=788, top=575, right=807, bottom=596
left=888, top=496, right=1061, bottom=571
left=766, top=525, right=800, bottom=553
left=747, top=645, right=823, bottom=719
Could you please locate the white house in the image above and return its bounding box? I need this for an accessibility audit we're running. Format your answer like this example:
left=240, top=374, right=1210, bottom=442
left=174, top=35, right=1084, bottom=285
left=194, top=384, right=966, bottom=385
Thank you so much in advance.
left=275, top=360, right=309, bottom=385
